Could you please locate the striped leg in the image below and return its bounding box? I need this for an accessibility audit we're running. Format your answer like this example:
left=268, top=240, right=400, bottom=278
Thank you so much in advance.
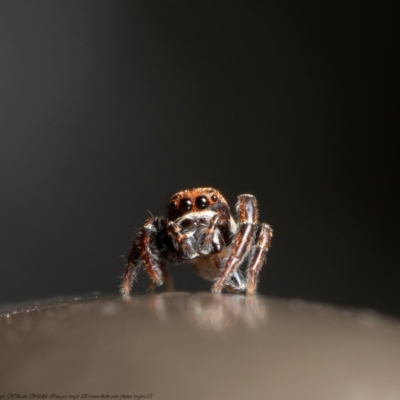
left=212, top=194, right=258, bottom=294
left=120, top=217, right=164, bottom=297
left=246, top=223, right=273, bottom=295
left=146, top=262, right=174, bottom=292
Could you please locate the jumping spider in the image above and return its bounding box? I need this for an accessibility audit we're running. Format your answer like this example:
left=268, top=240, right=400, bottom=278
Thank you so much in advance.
left=120, top=187, right=273, bottom=296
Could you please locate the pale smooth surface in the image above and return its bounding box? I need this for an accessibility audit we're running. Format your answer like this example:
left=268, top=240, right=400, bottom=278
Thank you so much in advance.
left=1, top=293, right=400, bottom=399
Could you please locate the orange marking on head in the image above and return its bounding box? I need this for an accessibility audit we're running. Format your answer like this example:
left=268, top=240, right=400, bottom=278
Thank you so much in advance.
left=169, top=187, right=227, bottom=214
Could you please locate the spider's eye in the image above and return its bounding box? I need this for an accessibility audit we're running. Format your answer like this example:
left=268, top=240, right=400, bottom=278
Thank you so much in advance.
left=195, top=195, right=209, bottom=209
left=169, top=201, right=177, bottom=209
left=211, top=194, right=218, bottom=202
left=179, top=198, right=192, bottom=212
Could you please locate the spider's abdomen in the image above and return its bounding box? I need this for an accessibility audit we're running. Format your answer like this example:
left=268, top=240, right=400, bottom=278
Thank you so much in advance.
left=189, top=248, right=246, bottom=293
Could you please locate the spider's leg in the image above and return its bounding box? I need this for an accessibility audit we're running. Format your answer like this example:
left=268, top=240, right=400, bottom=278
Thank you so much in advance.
left=212, top=194, right=258, bottom=294
left=246, top=223, right=273, bottom=295
left=224, top=269, right=246, bottom=293
left=120, top=217, right=164, bottom=297
left=120, top=233, right=142, bottom=297
left=160, top=262, right=175, bottom=292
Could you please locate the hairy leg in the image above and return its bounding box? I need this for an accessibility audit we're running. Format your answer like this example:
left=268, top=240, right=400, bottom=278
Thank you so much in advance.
left=212, top=194, right=258, bottom=294
left=246, top=223, right=273, bottom=295
left=120, top=217, right=164, bottom=297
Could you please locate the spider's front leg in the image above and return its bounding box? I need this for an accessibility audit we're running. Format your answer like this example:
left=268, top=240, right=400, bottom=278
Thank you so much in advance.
left=120, top=216, right=169, bottom=297
left=246, top=223, right=273, bottom=295
left=212, top=194, right=259, bottom=294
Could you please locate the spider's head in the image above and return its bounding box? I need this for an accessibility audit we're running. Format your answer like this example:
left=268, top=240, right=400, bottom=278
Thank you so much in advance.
left=167, top=187, right=229, bottom=222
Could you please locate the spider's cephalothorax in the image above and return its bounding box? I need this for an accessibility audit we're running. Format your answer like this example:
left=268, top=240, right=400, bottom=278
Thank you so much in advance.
left=120, top=187, right=273, bottom=296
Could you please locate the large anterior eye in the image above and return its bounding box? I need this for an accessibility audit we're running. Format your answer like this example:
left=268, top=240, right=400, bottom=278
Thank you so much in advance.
left=195, top=195, right=209, bottom=209
left=179, top=198, right=192, bottom=212
left=169, top=201, right=177, bottom=210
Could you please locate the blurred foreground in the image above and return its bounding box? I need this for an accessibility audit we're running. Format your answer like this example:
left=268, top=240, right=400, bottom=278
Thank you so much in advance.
left=1, top=293, right=400, bottom=399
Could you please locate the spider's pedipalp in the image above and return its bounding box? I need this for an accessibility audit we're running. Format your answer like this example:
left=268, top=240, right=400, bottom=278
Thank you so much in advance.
left=195, top=214, right=223, bottom=255
left=167, top=220, right=199, bottom=260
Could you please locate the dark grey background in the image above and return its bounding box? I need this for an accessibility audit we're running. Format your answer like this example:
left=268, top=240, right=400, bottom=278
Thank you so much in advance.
left=0, top=1, right=398, bottom=315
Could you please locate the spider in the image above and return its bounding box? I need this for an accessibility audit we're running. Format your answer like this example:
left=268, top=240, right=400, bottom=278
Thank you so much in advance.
left=120, top=187, right=273, bottom=296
